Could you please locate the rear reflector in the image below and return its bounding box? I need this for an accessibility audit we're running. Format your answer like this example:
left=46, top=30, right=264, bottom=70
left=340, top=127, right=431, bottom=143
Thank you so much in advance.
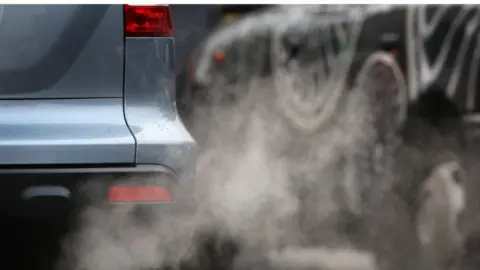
left=108, top=186, right=173, bottom=203
left=124, top=5, right=173, bottom=37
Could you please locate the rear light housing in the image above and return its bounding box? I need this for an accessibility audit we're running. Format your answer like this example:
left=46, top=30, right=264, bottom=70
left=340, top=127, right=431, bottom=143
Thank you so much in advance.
left=124, top=5, right=173, bottom=37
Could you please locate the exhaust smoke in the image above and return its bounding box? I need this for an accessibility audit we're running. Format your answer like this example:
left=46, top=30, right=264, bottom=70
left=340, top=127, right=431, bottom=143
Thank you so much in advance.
left=57, top=5, right=477, bottom=270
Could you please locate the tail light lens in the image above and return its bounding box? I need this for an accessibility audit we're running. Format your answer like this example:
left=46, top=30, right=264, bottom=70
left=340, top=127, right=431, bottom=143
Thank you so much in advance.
left=214, top=50, right=225, bottom=62
left=124, top=5, right=173, bottom=37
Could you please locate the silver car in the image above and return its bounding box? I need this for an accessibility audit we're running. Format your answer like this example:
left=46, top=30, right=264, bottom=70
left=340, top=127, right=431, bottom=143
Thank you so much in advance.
left=0, top=4, right=196, bottom=217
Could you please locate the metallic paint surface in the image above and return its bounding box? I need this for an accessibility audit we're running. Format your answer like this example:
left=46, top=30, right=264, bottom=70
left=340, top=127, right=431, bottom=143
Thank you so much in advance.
left=0, top=98, right=135, bottom=164
left=124, top=38, right=197, bottom=179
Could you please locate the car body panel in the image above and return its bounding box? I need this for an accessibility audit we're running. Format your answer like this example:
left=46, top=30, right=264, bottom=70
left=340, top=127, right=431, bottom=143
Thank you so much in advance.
left=0, top=5, right=124, bottom=98
left=124, top=37, right=197, bottom=179
left=0, top=4, right=196, bottom=217
left=0, top=98, right=135, bottom=165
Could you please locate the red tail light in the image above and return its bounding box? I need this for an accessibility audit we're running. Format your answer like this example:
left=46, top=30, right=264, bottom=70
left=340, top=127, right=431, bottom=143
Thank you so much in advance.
left=124, top=5, right=173, bottom=37
left=214, top=50, right=225, bottom=62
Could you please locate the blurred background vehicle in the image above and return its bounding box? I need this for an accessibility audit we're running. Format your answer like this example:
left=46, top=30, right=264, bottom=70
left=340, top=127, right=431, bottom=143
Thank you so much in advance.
left=179, top=5, right=407, bottom=141
left=179, top=5, right=480, bottom=140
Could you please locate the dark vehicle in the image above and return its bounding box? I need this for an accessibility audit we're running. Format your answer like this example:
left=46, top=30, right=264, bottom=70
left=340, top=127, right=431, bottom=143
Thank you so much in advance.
left=184, top=5, right=480, bottom=119
left=175, top=6, right=471, bottom=270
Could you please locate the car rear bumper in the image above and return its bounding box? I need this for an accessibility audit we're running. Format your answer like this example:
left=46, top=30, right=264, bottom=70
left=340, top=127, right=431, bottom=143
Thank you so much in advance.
left=0, top=98, right=136, bottom=165
left=0, top=164, right=190, bottom=218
